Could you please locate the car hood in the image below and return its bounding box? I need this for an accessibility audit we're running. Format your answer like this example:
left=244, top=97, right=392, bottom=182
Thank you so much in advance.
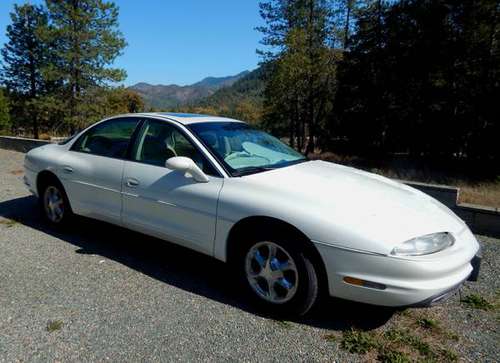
left=242, top=160, right=466, bottom=254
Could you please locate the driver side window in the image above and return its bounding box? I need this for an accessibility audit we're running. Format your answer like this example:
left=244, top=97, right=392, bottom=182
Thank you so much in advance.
left=131, top=120, right=217, bottom=175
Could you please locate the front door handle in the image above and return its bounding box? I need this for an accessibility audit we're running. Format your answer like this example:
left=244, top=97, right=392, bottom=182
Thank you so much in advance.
left=126, top=178, right=139, bottom=188
left=63, top=166, right=73, bottom=173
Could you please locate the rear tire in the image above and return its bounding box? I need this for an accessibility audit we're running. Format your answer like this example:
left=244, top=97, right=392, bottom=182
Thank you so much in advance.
left=236, top=230, right=319, bottom=317
left=39, top=177, right=73, bottom=227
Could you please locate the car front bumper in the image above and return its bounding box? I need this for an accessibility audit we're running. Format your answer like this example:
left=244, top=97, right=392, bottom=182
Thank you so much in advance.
left=411, top=253, right=481, bottom=307
left=23, top=165, right=38, bottom=196
left=314, top=227, right=480, bottom=307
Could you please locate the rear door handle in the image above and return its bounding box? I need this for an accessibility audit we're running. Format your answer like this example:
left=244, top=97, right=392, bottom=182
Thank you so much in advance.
left=126, top=178, right=139, bottom=187
left=63, top=166, right=73, bottom=173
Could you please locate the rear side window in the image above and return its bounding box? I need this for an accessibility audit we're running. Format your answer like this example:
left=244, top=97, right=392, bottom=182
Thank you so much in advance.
left=71, top=118, right=139, bottom=158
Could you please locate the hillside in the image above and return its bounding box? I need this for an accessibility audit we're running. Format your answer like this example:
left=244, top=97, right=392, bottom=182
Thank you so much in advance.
left=129, top=71, right=250, bottom=109
left=197, top=66, right=266, bottom=108
left=178, top=65, right=268, bottom=123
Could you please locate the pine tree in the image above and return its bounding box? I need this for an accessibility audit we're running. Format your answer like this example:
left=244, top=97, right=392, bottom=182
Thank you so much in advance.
left=45, top=0, right=127, bottom=130
left=258, top=0, right=336, bottom=152
left=334, top=0, right=499, bottom=164
left=0, top=4, right=50, bottom=138
left=330, top=0, right=363, bottom=49
left=0, top=89, right=10, bottom=132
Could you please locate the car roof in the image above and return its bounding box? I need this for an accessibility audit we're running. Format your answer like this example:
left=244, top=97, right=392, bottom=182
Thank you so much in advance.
left=122, top=112, right=245, bottom=125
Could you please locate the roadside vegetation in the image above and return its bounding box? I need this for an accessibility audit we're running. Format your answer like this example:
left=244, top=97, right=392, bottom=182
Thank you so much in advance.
left=461, top=293, right=496, bottom=311
left=46, top=320, right=63, bottom=333
left=335, top=311, right=461, bottom=363
left=321, top=304, right=495, bottom=363
left=0, top=0, right=143, bottom=138
left=0, top=217, right=18, bottom=228
left=458, top=183, right=500, bottom=208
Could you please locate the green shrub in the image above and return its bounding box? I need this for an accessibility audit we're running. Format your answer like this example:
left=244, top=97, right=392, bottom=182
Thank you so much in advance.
left=377, top=349, right=411, bottom=363
left=341, top=329, right=379, bottom=354
left=461, top=294, right=494, bottom=310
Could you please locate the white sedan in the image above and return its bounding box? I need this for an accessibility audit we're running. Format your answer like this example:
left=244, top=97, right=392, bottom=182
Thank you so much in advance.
left=23, top=113, right=481, bottom=316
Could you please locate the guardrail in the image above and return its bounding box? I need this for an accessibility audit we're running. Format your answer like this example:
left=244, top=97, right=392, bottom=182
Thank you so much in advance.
left=0, top=136, right=51, bottom=153
left=402, top=181, right=500, bottom=238
left=0, top=135, right=498, bottom=237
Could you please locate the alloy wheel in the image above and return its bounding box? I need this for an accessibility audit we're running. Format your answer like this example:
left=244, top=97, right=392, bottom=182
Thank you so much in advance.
left=43, top=186, right=65, bottom=223
left=245, top=241, right=299, bottom=304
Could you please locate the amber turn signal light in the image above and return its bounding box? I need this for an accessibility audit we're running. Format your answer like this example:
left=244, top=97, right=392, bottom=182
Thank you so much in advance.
left=343, top=276, right=386, bottom=290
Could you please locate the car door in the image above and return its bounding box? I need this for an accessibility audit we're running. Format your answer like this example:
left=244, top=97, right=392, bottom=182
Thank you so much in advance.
left=58, top=117, right=141, bottom=224
left=121, top=119, right=224, bottom=255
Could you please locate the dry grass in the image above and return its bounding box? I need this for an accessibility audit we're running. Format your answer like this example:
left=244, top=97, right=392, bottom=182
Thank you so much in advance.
left=10, top=169, right=24, bottom=176
left=457, top=182, right=500, bottom=207
left=38, top=133, right=52, bottom=140
left=330, top=309, right=461, bottom=362
left=46, top=320, right=63, bottom=332
left=0, top=218, right=18, bottom=228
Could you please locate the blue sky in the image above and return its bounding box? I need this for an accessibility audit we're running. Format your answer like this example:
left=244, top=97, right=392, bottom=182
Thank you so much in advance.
left=0, top=0, right=264, bottom=86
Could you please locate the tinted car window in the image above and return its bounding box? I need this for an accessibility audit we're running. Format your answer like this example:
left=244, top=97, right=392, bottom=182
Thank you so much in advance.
left=72, top=118, right=139, bottom=158
left=132, top=120, right=218, bottom=175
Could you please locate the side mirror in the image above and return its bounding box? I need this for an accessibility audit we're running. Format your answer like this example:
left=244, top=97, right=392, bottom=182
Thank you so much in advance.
left=165, top=156, right=209, bottom=183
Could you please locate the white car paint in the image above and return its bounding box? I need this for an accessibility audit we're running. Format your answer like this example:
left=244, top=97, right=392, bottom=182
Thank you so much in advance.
left=121, top=160, right=223, bottom=255
left=58, top=151, right=125, bottom=224
left=24, top=113, right=480, bottom=307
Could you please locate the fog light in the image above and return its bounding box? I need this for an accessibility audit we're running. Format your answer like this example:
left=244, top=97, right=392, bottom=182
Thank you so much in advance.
left=343, top=276, right=386, bottom=290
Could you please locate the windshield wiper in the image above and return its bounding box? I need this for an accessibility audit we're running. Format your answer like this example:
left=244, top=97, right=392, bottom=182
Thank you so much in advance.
left=232, top=158, right=309, bottom=177
left=271, top=158, right=308, bottom=168
left=231, top=166, right=276, bottom=177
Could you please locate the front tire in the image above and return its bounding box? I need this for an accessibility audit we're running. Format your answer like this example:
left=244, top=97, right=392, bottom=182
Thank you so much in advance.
left=39, top=179, right=73, bottom=227
left=238, top=232, right=319, bottom=317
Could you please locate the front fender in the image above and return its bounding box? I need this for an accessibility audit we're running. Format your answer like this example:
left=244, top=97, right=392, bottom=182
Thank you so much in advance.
left=213, top=177, right=380, bottom=261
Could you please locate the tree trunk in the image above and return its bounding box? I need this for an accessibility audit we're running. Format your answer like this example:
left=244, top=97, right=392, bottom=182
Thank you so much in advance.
left=291, top=92, right=300, bottom=148
left=289, top=107, right=295, bottom=148
left=305, top=0, right=315, bottom=155
left=298, top=114, right=305, bottom=151
left=29, top=62, right=38, bottom=139
left=27, top=11, right=39, bottom=139
left=69, top=0, right=80, bottom=133
left=343, top=0, right=352, bottom=49
left=306, top=115, right=315, bottom=154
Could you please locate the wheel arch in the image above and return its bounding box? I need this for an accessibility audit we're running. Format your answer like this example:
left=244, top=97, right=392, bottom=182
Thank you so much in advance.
left=36, top=170, right=73, bottom=213
left=36, top=169, right=61, bottom=197
left=226, top=216, right=329, bottom=292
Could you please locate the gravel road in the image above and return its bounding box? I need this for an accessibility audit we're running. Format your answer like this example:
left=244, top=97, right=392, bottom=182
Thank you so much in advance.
left=0, top=148, right=498, bottom=362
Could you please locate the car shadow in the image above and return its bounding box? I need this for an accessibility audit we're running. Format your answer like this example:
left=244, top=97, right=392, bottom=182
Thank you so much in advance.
left=0, top=195, right=395, bottom=331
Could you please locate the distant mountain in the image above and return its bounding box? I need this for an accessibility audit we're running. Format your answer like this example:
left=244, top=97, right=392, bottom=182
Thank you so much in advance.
left=176, top=65, right=269, bottom=123
left=192, top=71, right=250, bottom=88
left=128, top=71, right=250, bottom=109
left=196, top=66, right=267, bottom=109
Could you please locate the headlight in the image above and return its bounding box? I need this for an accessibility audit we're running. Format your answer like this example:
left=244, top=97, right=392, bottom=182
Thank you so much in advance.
left=391, top=232, right=454, bottom=256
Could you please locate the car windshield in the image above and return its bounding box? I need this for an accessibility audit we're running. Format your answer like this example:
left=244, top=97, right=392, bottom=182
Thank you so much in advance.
left=189, top=122, right=307, bottom=176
